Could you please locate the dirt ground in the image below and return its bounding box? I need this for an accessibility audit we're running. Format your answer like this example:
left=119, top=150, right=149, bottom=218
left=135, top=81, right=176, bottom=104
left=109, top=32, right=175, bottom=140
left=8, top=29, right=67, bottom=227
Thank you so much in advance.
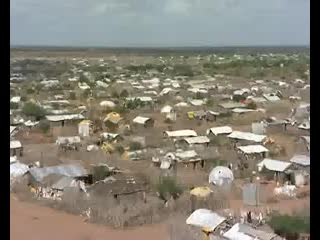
left=10, top=194, right=169, bottom=240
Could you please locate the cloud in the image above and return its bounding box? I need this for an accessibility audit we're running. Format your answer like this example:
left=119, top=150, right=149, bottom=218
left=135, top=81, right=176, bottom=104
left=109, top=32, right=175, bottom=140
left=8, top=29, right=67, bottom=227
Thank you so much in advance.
left=10, top=0, right=310, bottom=46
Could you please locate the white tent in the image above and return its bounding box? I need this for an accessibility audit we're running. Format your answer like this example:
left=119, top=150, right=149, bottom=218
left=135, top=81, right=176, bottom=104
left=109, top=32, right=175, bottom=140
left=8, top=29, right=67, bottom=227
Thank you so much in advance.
left=209, top=166, right=234, bottom=186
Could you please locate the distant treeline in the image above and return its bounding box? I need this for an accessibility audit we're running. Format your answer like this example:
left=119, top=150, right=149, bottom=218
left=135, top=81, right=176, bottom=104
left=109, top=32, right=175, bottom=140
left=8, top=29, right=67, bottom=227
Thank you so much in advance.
left=11, top=45, right=309, bottom=56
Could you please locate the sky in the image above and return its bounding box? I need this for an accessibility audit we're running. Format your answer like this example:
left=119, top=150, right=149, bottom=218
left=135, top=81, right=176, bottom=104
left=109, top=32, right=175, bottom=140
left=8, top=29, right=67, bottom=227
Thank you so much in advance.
left=10, top=0, right=310, bottom=47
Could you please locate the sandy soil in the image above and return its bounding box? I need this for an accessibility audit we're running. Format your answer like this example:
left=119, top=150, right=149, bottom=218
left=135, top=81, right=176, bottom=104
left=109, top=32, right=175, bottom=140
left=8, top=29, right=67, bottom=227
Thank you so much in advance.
left=10, top=194, right=169, bottom=240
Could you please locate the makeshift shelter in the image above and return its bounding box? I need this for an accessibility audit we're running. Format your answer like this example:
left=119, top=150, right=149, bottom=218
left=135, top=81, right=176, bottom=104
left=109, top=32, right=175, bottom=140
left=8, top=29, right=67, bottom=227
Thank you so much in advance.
left=206, top=126, right=233, bottom=143
left=186, top=209, right=226, bottom=232
left=175, top=136, right=210, bottom=149
left=228, top=131, right=266, bottom=146
left=257, top=159, right=292, bottom=183
left=78, top=120, right=92, bottom=137
left=237, top=145, right=269, bottom=161
left=290, top=155, right=310, bottom=173
left=224, top=223, right=279, bottom=240
left=161, top=105, right=173, bottom=114
left=103, top=112, right=123, bottom=131
left=88, top=174, right=146, bottom=202
left=10, top=140, right=23, bottom=156
left=10, top=162, right=29, bottom=189
left=164, top=129, right=198, bottom=138
left=46, top=114, right=85, bottom=128
left=99, top=100, right=115, bottom=109
left=209, top=166, right=234, bottom=187
left=28, top=164, right=89, bottom=185
left=190, top=187, right=212, bottom=198
left=46, top=114, right=84, bottom=136
left=132, top=116, right=154, bottom=128
left=100, top=132, right=122, bottom=143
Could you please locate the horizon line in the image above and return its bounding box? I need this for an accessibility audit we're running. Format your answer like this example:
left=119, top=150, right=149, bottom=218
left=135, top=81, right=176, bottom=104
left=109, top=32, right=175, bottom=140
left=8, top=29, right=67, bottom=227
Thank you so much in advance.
left=11, top=44, right=310, bottom=49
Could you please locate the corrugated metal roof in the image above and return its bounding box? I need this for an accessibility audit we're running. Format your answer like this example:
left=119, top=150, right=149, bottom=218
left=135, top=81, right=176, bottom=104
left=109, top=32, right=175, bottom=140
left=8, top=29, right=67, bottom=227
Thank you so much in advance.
left=10, top=140, right=22, bottom=149
left=46, top=114, right=84, bottom=122
left=257, top=159, right=292, bottom=172
left=175, top=150, right=198, bottom=160
left=184, top=136, right=210, bottom=145
left=133, top=116, right=151, bottom=125
left=186, top=209, right=226, bottom=231
left=290, top=155, right=310, bottom=166
left=207, top=126, right=233, bottom=136
left=165, top=130, right=198, bottom=138
left=232, top=108, right=255, bottom=113
left=29, top=164, right=88, bottom=182
left=238, top=145, right=269, bottom=154
left=228, top=131, right=266, bottom=143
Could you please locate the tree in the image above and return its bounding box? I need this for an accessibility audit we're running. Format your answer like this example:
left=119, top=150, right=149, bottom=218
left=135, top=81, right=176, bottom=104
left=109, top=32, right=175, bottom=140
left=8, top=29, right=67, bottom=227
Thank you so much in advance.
left=268, top=213, right=309, bottom=239
left=156, top=176, right=183, bottom=201
left=120, top=89, right=129, bottom=98
left=22, top=102, right=46, bottom=120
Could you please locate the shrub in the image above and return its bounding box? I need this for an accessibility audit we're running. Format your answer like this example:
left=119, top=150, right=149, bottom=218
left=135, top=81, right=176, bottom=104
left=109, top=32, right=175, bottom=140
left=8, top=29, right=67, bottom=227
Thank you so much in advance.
left=38, top=120, right=50, bottom=133
left=115, top=145, right=125, bottom=155
left=92, top=166, right=111, bottom=182
left=268, top=213, right=309, bottom=239
left=259, top=165, right=274, bottom=181
left=69, top=92, right=76, bottom=100
left=233, top=94, right=246, bottom=102
left=10, top=102, right=19, bottom=110
left=120, top=89, right=129, bottom=98
left=156, top=177, right=183, bottom=201
left=26, top=88, right=35, bottom=94
left=206, top=98, right=214, bottom=107
left=22, top=102, right=46, bottom=120
left=129, top=142, right=143, bottom=151
left=247, top=101, right=257, bottom=110
left=111, top=90, right=119, bottom=99
left=195, top=92, right=204, bottom=99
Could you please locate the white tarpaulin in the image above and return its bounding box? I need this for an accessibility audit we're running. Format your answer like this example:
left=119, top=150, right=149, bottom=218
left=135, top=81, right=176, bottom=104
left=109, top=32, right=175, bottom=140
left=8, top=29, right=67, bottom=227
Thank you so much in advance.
left=186, top=209, right=226, bottom=231
left=209, top=166, right=234, bottom=186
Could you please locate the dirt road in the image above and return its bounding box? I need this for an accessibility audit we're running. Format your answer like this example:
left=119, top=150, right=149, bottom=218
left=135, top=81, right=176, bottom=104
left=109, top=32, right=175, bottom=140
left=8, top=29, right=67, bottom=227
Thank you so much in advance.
left=10, top=195, right=169, bottom=240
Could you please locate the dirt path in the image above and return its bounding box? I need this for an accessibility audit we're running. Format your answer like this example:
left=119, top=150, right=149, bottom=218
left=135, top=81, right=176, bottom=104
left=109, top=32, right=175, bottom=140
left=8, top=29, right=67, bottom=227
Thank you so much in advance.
left=10, top=195, right=169, bottom=240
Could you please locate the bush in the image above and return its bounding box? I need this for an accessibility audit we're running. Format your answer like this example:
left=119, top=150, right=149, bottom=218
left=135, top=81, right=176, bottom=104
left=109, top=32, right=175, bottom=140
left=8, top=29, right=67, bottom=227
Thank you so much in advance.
left=92, top=166, right=111, bottom=182
left=172, top=64, right=194, bottom=77
left=69, top=92, right=76, bottom=100
left=195, top=92, right=204, bottom=99
left=233, top=94, right=246, bottom=102
left=247, top=101, right=257, bottom=110
left=156, top=177, right=183, bottom=201
left=259, top=166, right=274, bottom=181
left=22, top=102, right=46, bottom=120
left=115, top=145, right=125, bottom=155
left=38, top=120, right=50, bottom=133
left=206, top=98, right=214, bottom=107
left=129, top=142, right=143, bottom=151
left=26, top=88, right=35, bottom=94
left=268, top=213, right=309, bottom=239
left=120, top=89, right=129, bottom=98
left=10, top=102, right=19, bottom=110
left=111, top=90, right=119, bottom=99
